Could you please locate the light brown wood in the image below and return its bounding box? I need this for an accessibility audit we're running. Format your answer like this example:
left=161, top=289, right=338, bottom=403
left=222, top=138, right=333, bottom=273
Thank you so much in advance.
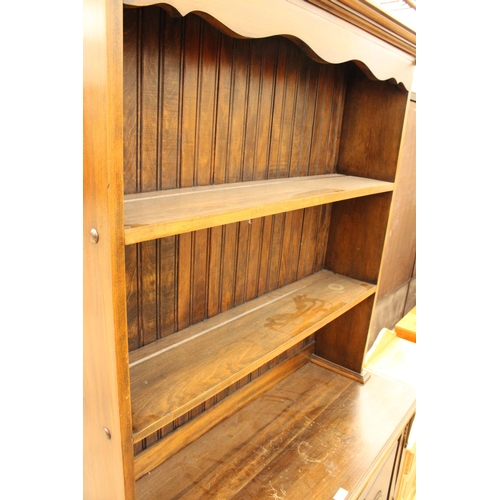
left=134, top=343, right=314, bottom=480
left=83, top=0, right=135, bottom=497
left=129, top=270, right=376, bottom=442
left=123, top=0, right=415, bottom=89
left=124, top=174, right=394, bottom=244
left=395, top=306, right=416, bottom=343
left=305, top=0, right=416, bottom=56
left=135, top=364, right=416, bottom=499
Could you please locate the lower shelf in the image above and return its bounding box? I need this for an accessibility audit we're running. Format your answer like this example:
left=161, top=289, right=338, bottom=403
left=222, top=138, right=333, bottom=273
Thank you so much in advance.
left=129, top=270, right=375, bottom=442
left=135, top=361, right=416, bottom=499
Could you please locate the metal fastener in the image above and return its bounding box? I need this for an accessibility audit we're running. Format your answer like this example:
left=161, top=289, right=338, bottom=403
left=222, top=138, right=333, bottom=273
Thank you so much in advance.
left=104, top=427, right=111, bottom=439
left=90, top=228, right=99, bottom=244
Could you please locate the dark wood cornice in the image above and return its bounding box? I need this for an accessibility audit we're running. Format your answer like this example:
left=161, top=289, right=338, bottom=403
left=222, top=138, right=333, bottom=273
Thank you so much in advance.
left=304, top=0, right=416, bottom=56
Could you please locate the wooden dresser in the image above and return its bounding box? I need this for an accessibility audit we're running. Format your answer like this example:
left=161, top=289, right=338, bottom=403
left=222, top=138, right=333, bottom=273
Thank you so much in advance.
left=83, top=1, right=416, bottom=498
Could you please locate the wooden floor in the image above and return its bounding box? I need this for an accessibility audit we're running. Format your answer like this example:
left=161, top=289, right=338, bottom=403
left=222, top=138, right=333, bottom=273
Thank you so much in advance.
left=135, top=361, right=416, bottom=499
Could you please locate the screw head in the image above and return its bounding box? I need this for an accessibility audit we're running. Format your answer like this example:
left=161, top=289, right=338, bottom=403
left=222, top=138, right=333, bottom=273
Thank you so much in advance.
left=90, top=228, right=99, bottom=244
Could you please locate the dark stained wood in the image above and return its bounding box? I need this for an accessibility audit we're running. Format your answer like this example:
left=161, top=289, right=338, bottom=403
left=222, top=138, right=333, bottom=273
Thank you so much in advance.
left=123, top=174, right=393, bottom=244
left=122, top=8, right=347, bottom=196
left=368, top=97, right=416, bottom=348
left=337, top=64, right=408, bottom=183
left=315, top=294, right=375, bottom=373
left=134, top=364, right=416, bottom=499
left=125, top=206, right=334, bottom=350
left=134, top=343, right=315, bottom=479
left=325, top=193, right=392, bottom=284
left=129, top=270, right=376, bottom=442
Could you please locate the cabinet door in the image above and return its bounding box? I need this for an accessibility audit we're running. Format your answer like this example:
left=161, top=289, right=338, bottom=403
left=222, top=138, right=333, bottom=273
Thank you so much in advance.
left=359, top=440, right=399, bottom=500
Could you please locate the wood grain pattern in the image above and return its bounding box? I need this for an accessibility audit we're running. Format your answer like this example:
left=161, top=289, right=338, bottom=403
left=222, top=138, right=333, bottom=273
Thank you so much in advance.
left=123, top=0, right=416, bottom=89
left=325, top=193, right=393, bottom=284
left=126, top=206, right=331, bottom=351
left=134, top=343, right=314, bottom=479
left=124, top=174, right=394, bottom=244
left=122, top=8, right=347, bottom=199
left=129, top=270, right=376, bottom=441
left=134, top=364, right=416, bottom=499
left=83, top=0, right=134, bottom=498
left=315, top=293, right=375, bottom=373
left=337, top=64, right=408, bottom=183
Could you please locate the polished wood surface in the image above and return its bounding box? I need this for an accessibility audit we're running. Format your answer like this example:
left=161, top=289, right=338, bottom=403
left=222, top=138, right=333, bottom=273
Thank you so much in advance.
left=123, top=0, right=415, bottom=89
left=135, top=364, right=416, bottom=499
left=84, top=0, right=416, bottom=496
left=395, top=306, right=416, bottom=343
left=125, top=205, right=331, bottom=352
left=368, top=96, right=416, bottom=346
left=124, top=175, right=394, bottom=244
left=123, top=7, right=347, bottom=199
left=129, top=270, right=375, bottom=441
left=134, top=344, right=314, bottom=480
left=305, top=0, right=416, bottom=56
left=83, top=0, right=135, bottom=497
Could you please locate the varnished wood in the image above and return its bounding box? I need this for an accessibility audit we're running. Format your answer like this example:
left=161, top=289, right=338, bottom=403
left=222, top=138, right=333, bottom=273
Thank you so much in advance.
left=325, top=193, right=392, bottom=284
left=129, top=270, right=375, bottom=442
left=123, top=0, right=415, bottom=89
left=310, top=353, right=371, bottom=384
left=368, top=96, right=416, bottom=347
left=126, top=207, right=329, bottom=351
left=83, top=0, right=135, bottom=497
left=124, top=174, right=394, bottom=244
left=338, top=64, right=408, bottom=183
left=305, top=0, right=416, bottom=56
left=134, top=343, right=314, bottom=479
left=84, top=0, right=416, bottom=496
left=123, top=9, right=348, bottom=198
left=315, top=294, right=375, bottom=373
left=135, top=364, right=416, bottom=499
left=395, top=306, right=416, bottom=343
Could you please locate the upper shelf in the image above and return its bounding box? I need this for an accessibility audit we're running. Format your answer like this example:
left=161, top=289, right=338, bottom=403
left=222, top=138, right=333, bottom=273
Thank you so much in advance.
left=124, top=174, right=393, bottom=244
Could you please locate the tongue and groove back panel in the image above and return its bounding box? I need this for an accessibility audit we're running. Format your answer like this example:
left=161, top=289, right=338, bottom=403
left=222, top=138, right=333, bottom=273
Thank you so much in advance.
left=121, top=4, right=407, bottom=457
left=123, top=6, right=347, bottom=353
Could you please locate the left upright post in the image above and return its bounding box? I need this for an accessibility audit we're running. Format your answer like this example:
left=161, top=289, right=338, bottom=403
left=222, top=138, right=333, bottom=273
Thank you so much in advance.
left=83, top=0, right=135, bottom=498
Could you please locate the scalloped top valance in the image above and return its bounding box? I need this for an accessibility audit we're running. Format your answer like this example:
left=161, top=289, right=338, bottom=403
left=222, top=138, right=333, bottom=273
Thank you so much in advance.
left=124, top=0, right=415, bottom=90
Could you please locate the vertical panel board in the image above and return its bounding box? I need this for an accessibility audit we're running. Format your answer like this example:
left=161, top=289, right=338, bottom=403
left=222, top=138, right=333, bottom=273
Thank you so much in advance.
left=191, top=229, right=209, bottom=324
left=337, top=64, right=407, bottom=182
left=123, top=8, right=139, bottom=195
left=234, top=221, right=251, bottom=307
left=213, top=33, right=233, bottom=184
left=196, top=21, right=219, bottom=186
left=227, top=38, right=251, bottom=183
left=324, top=193, right=392, bottom=283
left=207, top=226, right=223, bottom=317
left=126, top=245, right=139, bottom=351
left=158, top=236, right=176, bottom=338
left=84, top=0, right=134, bottom=496
left=244, top=218, right=264, bottom=302
left=315, top=295, right=375, bottom=373
left=160, top=12, right=182, bottom=190
left=180, top=15, right=200, bottom=188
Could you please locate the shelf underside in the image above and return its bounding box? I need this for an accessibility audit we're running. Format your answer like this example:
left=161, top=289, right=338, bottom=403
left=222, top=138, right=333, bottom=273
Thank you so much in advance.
left=124, top=174, right=393, bottom=244
left=135, top=362, right=416, bottom=499
left=129, top=269, right=376, bottom=442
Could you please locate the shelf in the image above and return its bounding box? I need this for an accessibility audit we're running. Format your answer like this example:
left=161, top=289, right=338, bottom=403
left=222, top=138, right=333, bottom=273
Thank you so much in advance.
left=129, top=269, right=376, bottom=442
left=135, top=362, right=416, bottom=499
left=124, top=174, right=394, bottom=245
